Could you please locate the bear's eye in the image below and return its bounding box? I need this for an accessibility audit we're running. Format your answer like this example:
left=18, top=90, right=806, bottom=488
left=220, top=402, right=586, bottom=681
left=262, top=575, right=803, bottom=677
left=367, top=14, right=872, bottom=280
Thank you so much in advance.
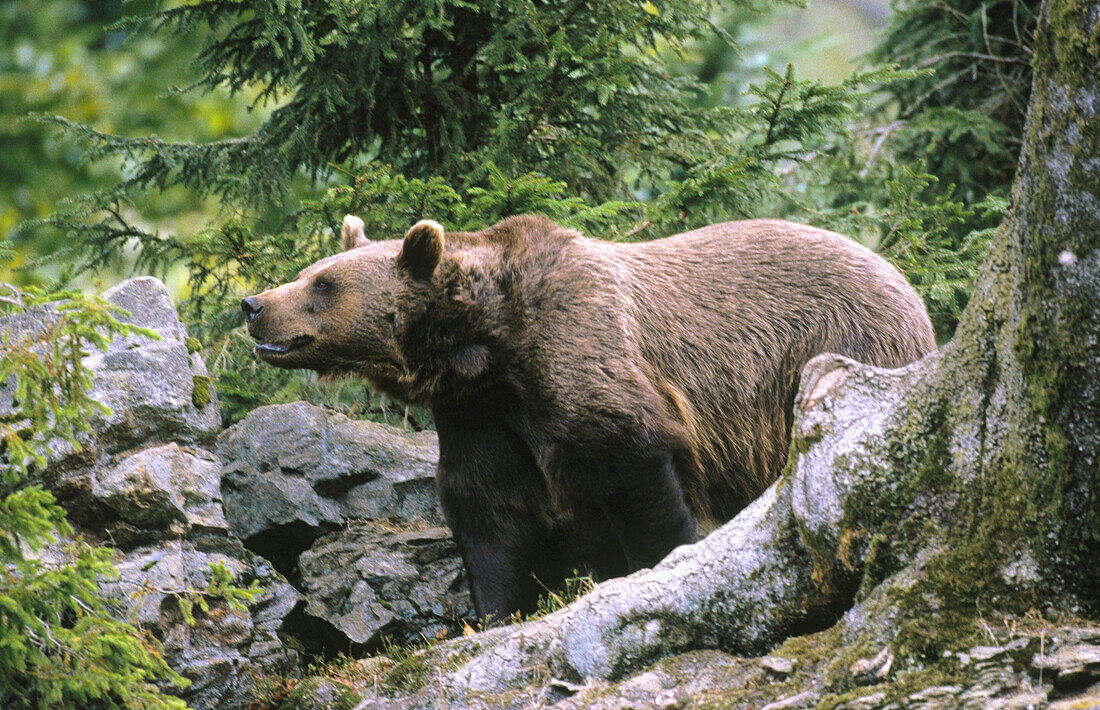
left=313, top=279, right=330, bottom=293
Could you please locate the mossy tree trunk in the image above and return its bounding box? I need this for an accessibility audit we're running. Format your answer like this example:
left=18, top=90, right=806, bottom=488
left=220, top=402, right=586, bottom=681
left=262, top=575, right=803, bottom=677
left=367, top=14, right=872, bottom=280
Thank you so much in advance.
left=876, top=0, right=1100, bottom=616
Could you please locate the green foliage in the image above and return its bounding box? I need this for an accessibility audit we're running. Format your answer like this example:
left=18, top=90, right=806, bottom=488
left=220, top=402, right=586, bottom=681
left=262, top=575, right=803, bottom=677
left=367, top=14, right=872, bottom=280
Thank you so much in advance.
left=0, top=0, right=262, bottom=282
left=37, top=0, right=776, bottom=275
left=873, top=172, right=1003, bottom=341
left=171, top=562, right=261, bottom=626
left=108, top=0, right=750, bottom=202
left=744, top=64, right=894, bottom=159
left=711, top=1, right=1037, bottom=342
left=0, top=540, right=189, bottom=710
left=767, top=0, right=1037, bottom=339
left=0, top=284, right=189, bottom=709
left=531, top=572, right=596, bottom=618
left=867, top=0, right=1037, bottom=206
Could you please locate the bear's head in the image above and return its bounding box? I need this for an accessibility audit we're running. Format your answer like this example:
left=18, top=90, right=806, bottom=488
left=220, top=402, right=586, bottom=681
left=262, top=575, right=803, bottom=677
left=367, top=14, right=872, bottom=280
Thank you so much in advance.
left=242, top=215, right=503, bottom=403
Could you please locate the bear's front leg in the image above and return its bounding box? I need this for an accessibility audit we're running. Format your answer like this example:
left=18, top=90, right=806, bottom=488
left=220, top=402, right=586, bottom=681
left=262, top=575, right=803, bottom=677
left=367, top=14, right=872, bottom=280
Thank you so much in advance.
left=434, top=401, right=563, bottom=623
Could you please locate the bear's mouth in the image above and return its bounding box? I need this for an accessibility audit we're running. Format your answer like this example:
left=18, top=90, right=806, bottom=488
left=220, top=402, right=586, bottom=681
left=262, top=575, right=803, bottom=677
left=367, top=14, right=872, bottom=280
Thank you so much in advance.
left=254, top=335, right=314, bottom=357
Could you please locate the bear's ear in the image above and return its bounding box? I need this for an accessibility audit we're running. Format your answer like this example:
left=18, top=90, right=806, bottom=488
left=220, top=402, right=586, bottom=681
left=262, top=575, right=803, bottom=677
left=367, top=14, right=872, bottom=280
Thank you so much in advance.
left=397, top=220, right=445, bottom=280
left=341, top=215, right=368, bottom=251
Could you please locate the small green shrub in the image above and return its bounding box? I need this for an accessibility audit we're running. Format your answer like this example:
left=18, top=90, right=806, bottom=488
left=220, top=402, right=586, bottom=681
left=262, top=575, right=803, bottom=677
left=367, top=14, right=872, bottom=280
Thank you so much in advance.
left=0, top=283, right=189, bottom=709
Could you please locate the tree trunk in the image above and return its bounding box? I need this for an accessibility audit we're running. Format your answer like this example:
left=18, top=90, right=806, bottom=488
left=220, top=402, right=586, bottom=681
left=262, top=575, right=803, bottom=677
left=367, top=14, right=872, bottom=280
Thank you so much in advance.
left=922, top=0, right=1100, bottom=610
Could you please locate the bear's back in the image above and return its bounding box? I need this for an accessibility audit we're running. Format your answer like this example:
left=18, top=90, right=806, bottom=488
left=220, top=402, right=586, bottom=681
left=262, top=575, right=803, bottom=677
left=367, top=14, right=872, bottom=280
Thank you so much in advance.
left=622, top=219, right=933, bottom=368
left=539, top=219, right=934, bottom=374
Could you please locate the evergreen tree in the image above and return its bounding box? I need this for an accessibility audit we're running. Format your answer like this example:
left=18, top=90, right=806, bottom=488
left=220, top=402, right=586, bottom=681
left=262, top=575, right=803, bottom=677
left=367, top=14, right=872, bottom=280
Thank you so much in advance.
left=869, top=0, right=1037, bottom=206
left=0, top=0, right=261, bottom=281
left=779, top=0, right=1037, bottom=340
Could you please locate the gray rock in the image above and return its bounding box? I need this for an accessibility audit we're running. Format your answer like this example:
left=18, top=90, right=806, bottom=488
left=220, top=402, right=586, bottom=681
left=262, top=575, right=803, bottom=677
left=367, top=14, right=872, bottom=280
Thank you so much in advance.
left=850, top=647, right=893, bottom=685
left=86, top=277, right=220, bottom=450
left=295, top=521, right=471, bottom=649
left=248, top=554, right=302, bottom=671
left=9, top=277, right=315, bottom=709
left=1031, top=643, right=1100, bottom=691
left=1030, top=643, right=1100, bottom=671
left=759, top=689, right=817, bottom=710
left=989, top=689, right=1050, bottom=709
left=1000, top=551, right=1041, bottom=587
left=102, top=539, right=236, bottom=625
left=760, top=655, right=795, bottom=677
left=0, top=278, right=216, bottom=464
left=835, top=692, right=887, bottom=710
left=535, top=650, right=758, bottom=710
left=968, top=645, right=1009, bottom=663
left=0, top=306, right=61, bottom=429
left=51, top=437, right=304, bottom=710
left=160, top=606, right=255, bottom=710
left=905, top=685, right=961, bottom=705
left=100, top=539, right=300, bottom=710
left=217, top=402, right=440, bottom=574
left=58, top=443, right=228, bottom=548
left=1061, top=628, right=1100, bottom=645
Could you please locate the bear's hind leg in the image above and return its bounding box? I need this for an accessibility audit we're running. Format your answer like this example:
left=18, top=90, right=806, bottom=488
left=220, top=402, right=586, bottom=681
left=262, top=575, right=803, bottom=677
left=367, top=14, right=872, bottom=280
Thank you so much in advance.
left=598, top=450, right=697, bottom=571
left=556, top=445, right=698, bottom=573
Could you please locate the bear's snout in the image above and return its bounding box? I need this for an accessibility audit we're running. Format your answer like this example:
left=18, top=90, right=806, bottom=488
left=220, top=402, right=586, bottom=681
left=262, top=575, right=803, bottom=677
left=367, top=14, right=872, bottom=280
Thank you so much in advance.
left=241, top=296, right=264, bottom=324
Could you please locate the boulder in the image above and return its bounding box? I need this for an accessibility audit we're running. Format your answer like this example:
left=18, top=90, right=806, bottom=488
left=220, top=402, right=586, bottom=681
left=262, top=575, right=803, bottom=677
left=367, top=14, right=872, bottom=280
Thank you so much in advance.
left=101, top=540, right=301, bottom=710
left=215, top=402, right=483, bottom=655
left=294, top=521, right=471, bottom=650
left=87, top=277, right=221, bottom=450
left=20, top=277, right=305, bottom=709
left=0, top=277, right=217, bottom=466
left=57, top=443, right=229, bottom=549
left=217, top=402, right=440, bottom=576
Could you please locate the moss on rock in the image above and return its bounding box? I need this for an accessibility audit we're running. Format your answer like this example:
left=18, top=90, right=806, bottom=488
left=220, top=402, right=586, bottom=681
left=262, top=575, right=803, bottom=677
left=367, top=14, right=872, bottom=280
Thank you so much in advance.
left=192, top=373, right=212, bottom=408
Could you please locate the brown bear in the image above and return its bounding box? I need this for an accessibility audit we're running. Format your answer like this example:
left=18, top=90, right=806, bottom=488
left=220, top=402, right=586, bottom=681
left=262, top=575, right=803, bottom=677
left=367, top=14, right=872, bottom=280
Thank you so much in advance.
left=242, top=214, right=935, bottom=621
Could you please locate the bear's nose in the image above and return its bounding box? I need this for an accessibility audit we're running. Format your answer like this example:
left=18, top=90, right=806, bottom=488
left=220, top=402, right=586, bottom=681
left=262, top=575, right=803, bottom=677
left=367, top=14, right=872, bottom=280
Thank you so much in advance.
left=241, top=297, right=264, bottom=323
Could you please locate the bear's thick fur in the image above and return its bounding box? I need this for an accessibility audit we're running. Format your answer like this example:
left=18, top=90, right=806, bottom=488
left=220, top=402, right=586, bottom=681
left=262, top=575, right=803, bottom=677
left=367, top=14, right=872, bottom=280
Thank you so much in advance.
left=243, top=214, right=936, bottom=620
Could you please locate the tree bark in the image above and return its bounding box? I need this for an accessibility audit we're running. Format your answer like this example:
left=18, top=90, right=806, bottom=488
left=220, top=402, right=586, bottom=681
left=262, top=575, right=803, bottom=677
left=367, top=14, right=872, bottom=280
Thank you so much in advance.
left=927, top=0, right=1100, bottom=609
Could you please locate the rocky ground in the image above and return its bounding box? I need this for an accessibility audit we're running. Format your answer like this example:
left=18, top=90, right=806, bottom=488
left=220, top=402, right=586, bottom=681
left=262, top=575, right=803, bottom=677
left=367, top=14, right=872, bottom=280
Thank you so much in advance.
left=9, top=277, right=1099, bottom=710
